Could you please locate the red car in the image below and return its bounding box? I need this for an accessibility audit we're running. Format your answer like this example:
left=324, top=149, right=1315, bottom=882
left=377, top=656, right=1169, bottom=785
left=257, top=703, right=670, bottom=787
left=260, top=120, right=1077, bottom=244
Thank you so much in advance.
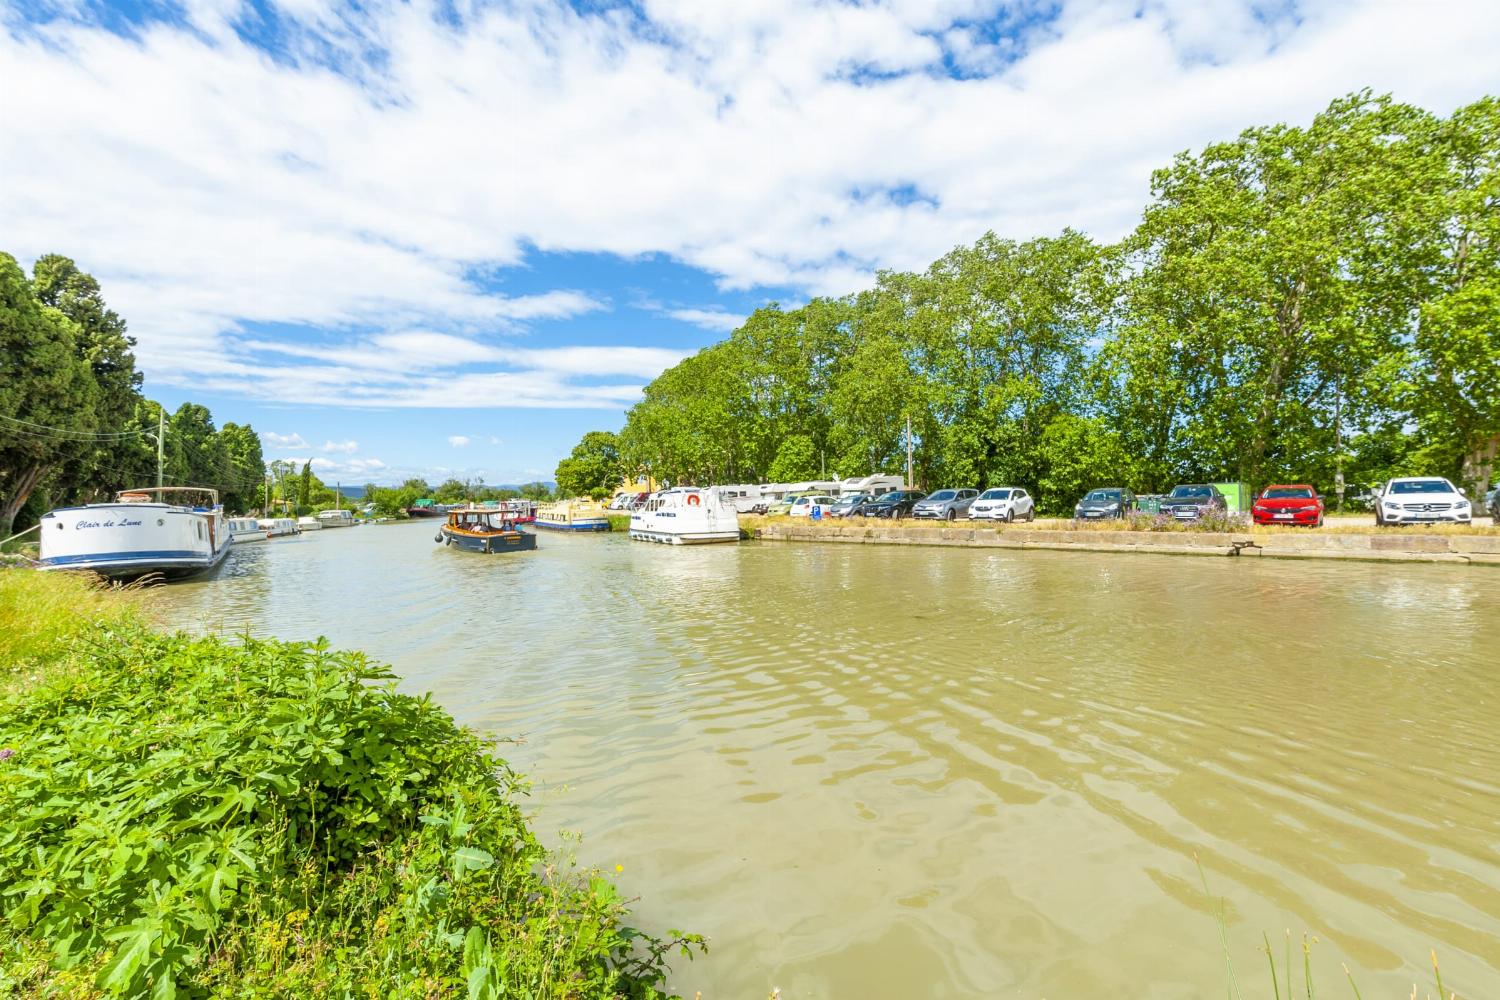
left=1252, top=484, right=1324, bottom=526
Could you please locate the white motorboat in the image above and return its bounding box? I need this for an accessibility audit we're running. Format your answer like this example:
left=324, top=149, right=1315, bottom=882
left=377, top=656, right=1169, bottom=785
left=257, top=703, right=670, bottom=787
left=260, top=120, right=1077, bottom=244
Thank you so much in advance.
left=297, top=516, right=323, bottom=531
left=227, top=516, right=269, bottom=543
left=37, top=486, right=232, bottom=580
left=257, top=517, right=300, bottom=537
left=629, top=487, right=741, bottom=544
left=317, top=508, right=355, bottom=528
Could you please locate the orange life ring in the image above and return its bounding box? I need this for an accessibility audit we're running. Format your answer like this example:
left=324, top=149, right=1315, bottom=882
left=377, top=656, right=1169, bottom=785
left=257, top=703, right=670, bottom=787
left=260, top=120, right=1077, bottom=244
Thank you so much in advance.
left=687, top=493, right=701, bottom=506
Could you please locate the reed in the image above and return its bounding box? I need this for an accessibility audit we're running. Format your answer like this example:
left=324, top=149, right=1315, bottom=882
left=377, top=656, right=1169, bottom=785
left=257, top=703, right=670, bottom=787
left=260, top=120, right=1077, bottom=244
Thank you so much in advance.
left=1197, top=859, right=1462, bottom=1000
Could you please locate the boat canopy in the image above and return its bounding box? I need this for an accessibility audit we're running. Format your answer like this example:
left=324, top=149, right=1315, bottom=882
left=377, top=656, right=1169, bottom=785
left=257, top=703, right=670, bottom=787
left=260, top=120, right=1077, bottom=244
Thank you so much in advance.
left=116, top=486, right=221, bottom=506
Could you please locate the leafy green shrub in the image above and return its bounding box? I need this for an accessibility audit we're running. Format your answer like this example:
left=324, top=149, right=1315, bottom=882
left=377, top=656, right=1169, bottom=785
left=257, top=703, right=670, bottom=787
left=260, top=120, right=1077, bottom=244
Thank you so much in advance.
left=0, top=623, right=698, bottom=998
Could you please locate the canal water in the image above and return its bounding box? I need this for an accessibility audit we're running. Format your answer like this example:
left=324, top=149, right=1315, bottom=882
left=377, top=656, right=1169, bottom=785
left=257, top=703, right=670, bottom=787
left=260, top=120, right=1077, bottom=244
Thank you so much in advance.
left=152, top=522, right=1500, bottom=998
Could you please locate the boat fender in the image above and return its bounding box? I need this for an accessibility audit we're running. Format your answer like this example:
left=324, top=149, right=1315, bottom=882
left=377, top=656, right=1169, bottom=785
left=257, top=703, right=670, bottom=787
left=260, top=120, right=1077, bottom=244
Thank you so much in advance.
left=687, top=494, right=701, bottom=506
left=435, top=534, right=442, bottom=543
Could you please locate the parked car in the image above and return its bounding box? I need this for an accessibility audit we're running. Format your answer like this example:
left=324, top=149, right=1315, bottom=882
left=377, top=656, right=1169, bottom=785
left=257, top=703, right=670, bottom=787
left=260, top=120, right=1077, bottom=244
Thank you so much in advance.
left=1487, top=484, right=1500, bottom=520
left=826, top=493, right=876, bottom=518
left=912, top=488, right=979, bottom=521
left=969, top=487, right=1035, bottom=522
left=1374, top=477, right=1472, bottom=526
left=1252, top=484, right=1324, bottom=527
left=853, top=490, right=928, bottom=519
left=1073, top=488, right=1134, bottom=520
left=787, top=494, right=838, bottom=518
left=767, top=491, right=823, bottom=516
left=1160, top=484, right=1228, bottom=522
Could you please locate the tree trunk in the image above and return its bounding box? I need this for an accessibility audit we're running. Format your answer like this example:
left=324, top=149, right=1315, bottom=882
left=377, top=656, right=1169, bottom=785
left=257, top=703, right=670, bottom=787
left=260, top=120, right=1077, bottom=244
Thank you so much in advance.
left=0, top=463, right=48, bottom=539
left=1461, top=432, right=1499, bottom=499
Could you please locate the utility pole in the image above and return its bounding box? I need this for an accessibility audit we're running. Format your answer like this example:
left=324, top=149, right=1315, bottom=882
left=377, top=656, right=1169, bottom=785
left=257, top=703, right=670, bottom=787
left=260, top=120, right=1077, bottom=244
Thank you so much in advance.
left=156, top=408, right=165, bottom=491
left=1333, top=379, right=1345, bottom=512
left=905, top=414, right=914, bottom=490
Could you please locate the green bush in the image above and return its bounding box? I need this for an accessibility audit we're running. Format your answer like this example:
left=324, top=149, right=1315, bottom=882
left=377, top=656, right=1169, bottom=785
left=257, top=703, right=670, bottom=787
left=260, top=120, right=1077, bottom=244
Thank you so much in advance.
left=0, top=620, right=698, bottom=998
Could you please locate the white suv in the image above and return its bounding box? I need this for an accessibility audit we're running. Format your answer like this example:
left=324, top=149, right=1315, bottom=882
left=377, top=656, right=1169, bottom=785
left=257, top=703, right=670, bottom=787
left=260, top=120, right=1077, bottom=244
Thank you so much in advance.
left=968, top=487, right=1035, bottom=522
left=1375, top=477, right=1472, bottom=526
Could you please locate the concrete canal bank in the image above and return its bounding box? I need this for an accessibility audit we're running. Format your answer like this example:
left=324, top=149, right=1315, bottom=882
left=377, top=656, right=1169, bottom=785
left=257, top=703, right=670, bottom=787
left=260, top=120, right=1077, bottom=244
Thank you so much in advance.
left=752, top=520, right=1500, bottom=565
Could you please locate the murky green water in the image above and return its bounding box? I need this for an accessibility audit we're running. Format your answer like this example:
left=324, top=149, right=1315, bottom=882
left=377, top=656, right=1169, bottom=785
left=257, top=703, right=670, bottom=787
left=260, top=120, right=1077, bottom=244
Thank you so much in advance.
left=152, top=522, right=1500, bottom=998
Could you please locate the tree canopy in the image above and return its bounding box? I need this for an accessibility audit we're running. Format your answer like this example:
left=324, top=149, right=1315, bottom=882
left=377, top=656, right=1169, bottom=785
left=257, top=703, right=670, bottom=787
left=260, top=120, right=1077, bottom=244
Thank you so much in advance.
left=590, top=91, right=1500, bottom=514
left=0, top=254, right=266, bottom=534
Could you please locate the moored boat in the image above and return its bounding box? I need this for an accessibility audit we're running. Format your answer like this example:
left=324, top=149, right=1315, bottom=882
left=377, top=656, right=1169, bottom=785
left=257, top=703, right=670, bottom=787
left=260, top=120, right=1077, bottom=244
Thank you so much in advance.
left=227, top=516, right=270, bottom=543
left=296, top=516, right=323, bottom=531
left=257, top=517, right=300, bottom=537
left=405, top=499, right=450, bottom=518
left=628, top=488, right=740, bottom=545
left=437, top=506, right=537, bottom=554
left=317, top=508, right=356, bottom=528
left=37, top=486, right=233, bottom=581
left=535, top=498, right=610, bottom=531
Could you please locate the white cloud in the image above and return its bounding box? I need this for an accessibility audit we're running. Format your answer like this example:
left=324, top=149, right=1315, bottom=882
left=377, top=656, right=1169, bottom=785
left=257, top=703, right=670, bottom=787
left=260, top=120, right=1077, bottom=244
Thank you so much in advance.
left=281, top=455, right=388, bottom=478
left=321, top=439, right=359, bottom=453
left=665, top=307, right=746, bottom=332
left=448, top=435, right=471, bottom=447
left=261, top=431, right=310, bottom=450
left=4, top=0, right=1499, bottom=404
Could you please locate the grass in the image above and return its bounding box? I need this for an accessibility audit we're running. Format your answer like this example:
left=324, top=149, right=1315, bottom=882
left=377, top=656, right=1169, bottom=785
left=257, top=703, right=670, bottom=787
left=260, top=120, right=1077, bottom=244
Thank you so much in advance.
left=0, top=569, right=699, bottom=999
left=607, top=514, right=632, bottom=532
left=0, top=570, right=149, bottom=696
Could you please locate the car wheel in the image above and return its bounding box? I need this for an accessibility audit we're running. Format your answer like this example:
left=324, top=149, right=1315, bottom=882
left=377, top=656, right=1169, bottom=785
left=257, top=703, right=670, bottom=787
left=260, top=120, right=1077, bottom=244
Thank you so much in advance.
left=1027, top=507, right=1035, bottom=522
left=946, top=509, right=956, bottom=522
left=1005, top=508, right=1014, bottom=523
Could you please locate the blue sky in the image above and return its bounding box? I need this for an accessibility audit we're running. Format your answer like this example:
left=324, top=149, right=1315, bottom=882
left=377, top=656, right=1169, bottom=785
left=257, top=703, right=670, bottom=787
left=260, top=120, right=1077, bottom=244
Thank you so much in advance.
left=4, top=0, right=1499, bottom=486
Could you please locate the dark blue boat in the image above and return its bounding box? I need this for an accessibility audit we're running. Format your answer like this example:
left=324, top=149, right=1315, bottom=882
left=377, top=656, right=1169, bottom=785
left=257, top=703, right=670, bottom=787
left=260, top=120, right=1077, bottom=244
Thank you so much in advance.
left=436, top=506, right=537, bottom=554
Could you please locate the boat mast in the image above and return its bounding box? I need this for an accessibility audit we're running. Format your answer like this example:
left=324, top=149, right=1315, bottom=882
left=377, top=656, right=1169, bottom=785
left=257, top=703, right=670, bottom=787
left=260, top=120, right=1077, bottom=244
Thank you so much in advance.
left=156, top=408, right=165, bottom=491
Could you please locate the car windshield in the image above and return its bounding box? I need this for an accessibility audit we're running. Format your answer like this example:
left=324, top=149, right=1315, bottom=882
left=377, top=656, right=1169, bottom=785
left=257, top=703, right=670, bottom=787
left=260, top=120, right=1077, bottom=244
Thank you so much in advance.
left=1084, top=490, right=1120, bottom=502
left=1168, top=486, right=1214, bottom=499
left=1263, top=487, right=1314, bottom=499
left=833, top=496, right=860, bottom=506
left=980, top=489, right=1012, bottom=500
left=1391, top=479, right=1455, bottom=495
left=927, top=490, right=956, bottom=501
left=875, top=491, right=904, bottom=502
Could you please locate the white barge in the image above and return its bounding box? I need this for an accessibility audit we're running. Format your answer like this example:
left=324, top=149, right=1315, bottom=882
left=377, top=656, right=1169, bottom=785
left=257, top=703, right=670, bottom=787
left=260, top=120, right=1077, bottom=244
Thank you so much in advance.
left=629, top=487, right=740, bottom=545
left=37, top=486, right=232, bottom=581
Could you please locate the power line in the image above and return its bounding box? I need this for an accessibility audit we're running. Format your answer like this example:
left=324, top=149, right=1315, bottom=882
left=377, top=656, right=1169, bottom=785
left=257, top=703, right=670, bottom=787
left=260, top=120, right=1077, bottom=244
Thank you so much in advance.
left=0, top=412, right=148, bottom=440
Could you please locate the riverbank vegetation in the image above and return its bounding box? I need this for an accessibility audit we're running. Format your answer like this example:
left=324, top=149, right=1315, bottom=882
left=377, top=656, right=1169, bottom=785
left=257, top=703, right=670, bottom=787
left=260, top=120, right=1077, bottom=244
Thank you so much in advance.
left=1, top=254, right=266, bottom=537
left=364, top=478, right=557, bottom=519
left=571, top=92, right=1498, bottom=515
left=0, top=571, right=698, bottom=998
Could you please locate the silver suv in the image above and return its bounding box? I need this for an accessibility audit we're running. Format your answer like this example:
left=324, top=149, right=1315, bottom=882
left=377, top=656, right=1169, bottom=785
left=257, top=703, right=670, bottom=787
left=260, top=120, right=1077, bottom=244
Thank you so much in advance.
left=911, top=488, right=979, bottom=521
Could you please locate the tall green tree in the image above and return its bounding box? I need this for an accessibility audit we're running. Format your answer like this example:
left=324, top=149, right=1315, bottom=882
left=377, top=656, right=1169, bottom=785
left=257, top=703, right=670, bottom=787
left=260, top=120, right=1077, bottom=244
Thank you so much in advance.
left=1401, top=96, right=1500, bottom=495
left=555, top=431, right=622, bottom=498
left=29, top=254, right=144, bottom=506
left=298, top=461, right=313, bottom=510
left=0, top=254, right=98, bottom=536
left=1109, top=93, right=1432, bottom=490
